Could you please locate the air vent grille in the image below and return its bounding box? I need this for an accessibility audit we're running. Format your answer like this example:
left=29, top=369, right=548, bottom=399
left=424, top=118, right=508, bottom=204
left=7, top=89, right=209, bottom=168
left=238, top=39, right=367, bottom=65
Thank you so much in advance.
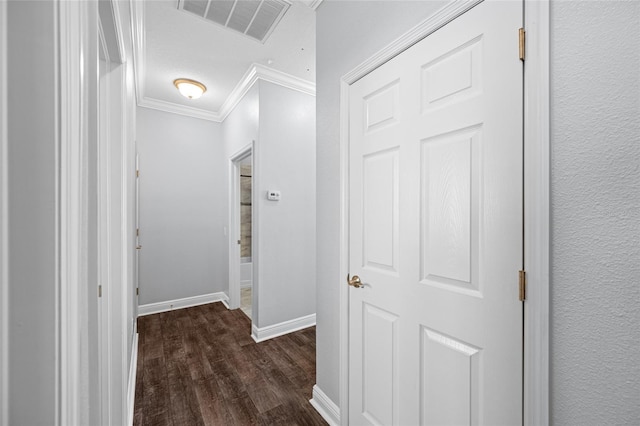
left=179, top=0, right=290, bottom=43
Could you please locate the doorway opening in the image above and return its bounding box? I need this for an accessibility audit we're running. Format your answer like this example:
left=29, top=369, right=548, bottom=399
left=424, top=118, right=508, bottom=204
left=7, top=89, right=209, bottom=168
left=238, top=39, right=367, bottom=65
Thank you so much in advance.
left=229, top=142, right=256, bottom=323
left=238, top=155, right=253, bottom=319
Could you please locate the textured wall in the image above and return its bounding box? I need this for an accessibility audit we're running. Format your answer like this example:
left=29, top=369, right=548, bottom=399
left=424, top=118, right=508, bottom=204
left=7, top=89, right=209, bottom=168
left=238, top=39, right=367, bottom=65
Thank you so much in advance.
left=550, top=1, right=640, bottom=423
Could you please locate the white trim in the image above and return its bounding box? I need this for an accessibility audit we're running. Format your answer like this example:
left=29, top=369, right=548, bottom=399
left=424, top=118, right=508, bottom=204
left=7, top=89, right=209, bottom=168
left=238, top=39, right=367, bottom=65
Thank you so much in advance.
left=137, top=96, right=221, bottom=122
left=220, top=296, right=231, bottom=310
left=57, top=1, right=95, bottom=424
left=126, top=332, right=138, bottom=426
left=228, top=143, right=254, bottom=310
left=98, top=23, right=114, bottom=426
left=137, top=292, right=228, bottom=317
left=310, top=385, right=340, bottom=426
left=240, top=280, right=252, bottom=289
left=523, top=1, right=550, bottom=424
left=218, top=63, right=315, bottom=122
left=251, top=313, right=316, bottom=343
left=309, top=0, right=324, bottom=11
left=116, top=12, right=135, bottom=426
left=338, top=78, right=350, bottom=426
left=136, top=63, right=315, bottom=123
left=338, top=0, right=550, bottom=424
left=110, top=0, right=126, bottom=65
left=0, top=1, right=8, bottom=423
left=129, top=0, right=145, bottom=107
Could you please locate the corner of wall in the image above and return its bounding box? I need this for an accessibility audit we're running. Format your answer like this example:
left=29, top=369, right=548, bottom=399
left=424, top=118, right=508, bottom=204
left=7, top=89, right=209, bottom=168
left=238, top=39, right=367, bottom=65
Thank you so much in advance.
left=310, top=385, right=340, bottom=426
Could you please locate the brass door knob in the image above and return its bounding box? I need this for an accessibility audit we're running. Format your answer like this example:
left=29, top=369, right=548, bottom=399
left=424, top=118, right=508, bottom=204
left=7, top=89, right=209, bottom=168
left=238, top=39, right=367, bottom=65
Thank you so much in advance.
left=347, top=274, right=363, bottom=288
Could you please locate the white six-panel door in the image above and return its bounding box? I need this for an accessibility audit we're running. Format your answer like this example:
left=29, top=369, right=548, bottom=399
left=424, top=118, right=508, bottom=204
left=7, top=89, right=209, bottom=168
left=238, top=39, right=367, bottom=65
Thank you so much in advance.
left=348, top=2, right=523, bottom=424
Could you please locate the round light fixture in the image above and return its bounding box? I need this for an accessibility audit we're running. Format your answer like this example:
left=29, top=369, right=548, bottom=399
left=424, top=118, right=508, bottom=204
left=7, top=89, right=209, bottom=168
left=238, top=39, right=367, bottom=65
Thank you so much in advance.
left=173, top=78, right=207, bottom=99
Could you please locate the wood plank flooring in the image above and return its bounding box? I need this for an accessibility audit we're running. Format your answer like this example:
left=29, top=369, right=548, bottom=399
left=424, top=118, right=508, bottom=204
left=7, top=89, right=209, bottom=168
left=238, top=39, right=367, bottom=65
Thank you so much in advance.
left=133, top=302, right=327, bottom=426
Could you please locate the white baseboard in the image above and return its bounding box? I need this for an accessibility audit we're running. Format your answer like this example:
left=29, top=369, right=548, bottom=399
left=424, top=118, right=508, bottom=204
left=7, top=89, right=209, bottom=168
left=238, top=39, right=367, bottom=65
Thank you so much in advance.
left=138, top=292, right=228, bottom=316
left=127, top=332, right=139, bottom=426
left=251, top=313, right=316, bottom=343
left=310, top=385, right=340, bottom=426
left=240, top=280, right=252, bottom=289
left=220, top=292, right=230, bottom=309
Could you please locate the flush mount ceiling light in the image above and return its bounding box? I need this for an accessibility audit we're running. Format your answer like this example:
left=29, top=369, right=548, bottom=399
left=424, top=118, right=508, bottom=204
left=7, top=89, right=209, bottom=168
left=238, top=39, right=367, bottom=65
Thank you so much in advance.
left=173, top=78, right=207, bottom=99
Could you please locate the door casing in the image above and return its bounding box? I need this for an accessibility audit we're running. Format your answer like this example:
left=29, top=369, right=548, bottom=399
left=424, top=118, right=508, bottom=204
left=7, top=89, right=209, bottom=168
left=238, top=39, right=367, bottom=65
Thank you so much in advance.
left=228, top=142, right=256, bottom=315
left=337, top=0, right=550, bottom=424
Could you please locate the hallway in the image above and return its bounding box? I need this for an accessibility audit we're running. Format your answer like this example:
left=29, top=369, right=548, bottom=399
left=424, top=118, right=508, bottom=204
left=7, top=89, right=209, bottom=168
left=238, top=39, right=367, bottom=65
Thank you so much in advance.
left=133, top=303, right=326, bottom=425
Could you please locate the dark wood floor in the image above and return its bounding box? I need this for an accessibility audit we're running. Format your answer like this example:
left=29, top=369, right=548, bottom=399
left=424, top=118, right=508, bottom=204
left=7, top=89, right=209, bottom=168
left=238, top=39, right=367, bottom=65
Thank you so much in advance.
left=133, top=302, right=327, bottom=426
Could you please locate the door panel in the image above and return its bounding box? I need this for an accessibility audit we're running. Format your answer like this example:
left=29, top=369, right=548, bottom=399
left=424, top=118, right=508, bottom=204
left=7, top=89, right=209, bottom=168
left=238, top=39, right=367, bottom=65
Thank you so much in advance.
left=349, top=2, right=523, bottom=424
left=363, top=149, right=399, bottom=272
left=362, top=303, right=399, bottom=426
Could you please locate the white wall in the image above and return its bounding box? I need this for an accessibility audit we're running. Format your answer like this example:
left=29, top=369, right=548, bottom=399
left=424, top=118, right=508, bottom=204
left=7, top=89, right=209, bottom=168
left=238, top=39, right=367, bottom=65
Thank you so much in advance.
left=255, top=81, right=316, bottom=328
left=550, top=1, right=639, bottom=423
left=315, top=0, right=445, bottom=404
left=137, top=107, right=226, bottom=305
left=6, top=2, right=58, bottom=423
left=316, top=0, right=640, bottom=421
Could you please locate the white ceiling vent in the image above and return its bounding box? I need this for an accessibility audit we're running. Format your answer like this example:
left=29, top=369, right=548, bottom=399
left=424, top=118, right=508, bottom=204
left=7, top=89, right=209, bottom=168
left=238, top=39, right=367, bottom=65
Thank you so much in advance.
left=179, top=0, right=290, bottom=43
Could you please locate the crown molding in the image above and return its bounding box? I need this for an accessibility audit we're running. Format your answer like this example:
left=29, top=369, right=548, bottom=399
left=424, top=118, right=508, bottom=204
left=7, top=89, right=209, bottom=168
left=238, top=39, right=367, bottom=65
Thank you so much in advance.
left=217, top=63, right=315, bottom=121
left=129, top=0, right=145, bottom=106
left=137, top=63, right=315, bottom=123
left=299, top=0, right=324, bottom=11
left=309, top=0, right=324, bottom=11
left=130, top=0, right=315, bottom=123
left=138, top=96, right=223, bottom=122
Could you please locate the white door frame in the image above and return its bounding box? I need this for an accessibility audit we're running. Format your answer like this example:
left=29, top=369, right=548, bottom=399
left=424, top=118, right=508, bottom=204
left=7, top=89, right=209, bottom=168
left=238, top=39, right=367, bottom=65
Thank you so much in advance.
left=228, top=142, right=256, bottom=311
left=57, top=1, right=99, bottom=424
left=98, top=2, right=130, bottom=424
left=338, top=0, right=550, bottom=424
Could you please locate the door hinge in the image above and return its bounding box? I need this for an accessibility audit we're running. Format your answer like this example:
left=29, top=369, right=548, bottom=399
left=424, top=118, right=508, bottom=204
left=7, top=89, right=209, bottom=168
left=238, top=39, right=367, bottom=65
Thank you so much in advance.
left=136, top=228, right=139, bottom=237
left=98, top=285, right=102, bottom=298
left=136, top=169, right=140, bottom=178
left=518, top=270, right=527, bottom=301
left=519, top=28, right=526, bottom=61
left=136, top=287, right=139, bottom=296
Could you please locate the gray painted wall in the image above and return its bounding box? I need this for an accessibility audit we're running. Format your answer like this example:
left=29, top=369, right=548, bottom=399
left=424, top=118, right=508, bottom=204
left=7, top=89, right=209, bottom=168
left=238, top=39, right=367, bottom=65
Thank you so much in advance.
left=223, top=81, right=317, bottom=328
left=316, top=0, right=640, bottom=422
left=550, top=1, right=639, bottom=423
left=138, top=80, right=316, bottom=332
left=7, top=2, right=57, bottom=423
left=137, top=108, right=227, bottom=305
left=255, top=81, right=316, bottom=328
left=224, top=84, right=260, bottom=159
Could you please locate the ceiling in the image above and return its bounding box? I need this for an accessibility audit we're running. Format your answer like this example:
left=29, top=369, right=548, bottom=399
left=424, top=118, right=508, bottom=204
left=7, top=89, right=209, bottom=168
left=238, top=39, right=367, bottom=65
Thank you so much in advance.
left=132, top=0, right=319, bottom=122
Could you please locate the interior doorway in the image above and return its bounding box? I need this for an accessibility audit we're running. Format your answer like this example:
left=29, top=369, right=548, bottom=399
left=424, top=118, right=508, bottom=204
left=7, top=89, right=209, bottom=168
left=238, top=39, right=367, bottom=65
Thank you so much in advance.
left=238, top=155, right=253, bottom=318
left=229, top=142, right=256, bottom=321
